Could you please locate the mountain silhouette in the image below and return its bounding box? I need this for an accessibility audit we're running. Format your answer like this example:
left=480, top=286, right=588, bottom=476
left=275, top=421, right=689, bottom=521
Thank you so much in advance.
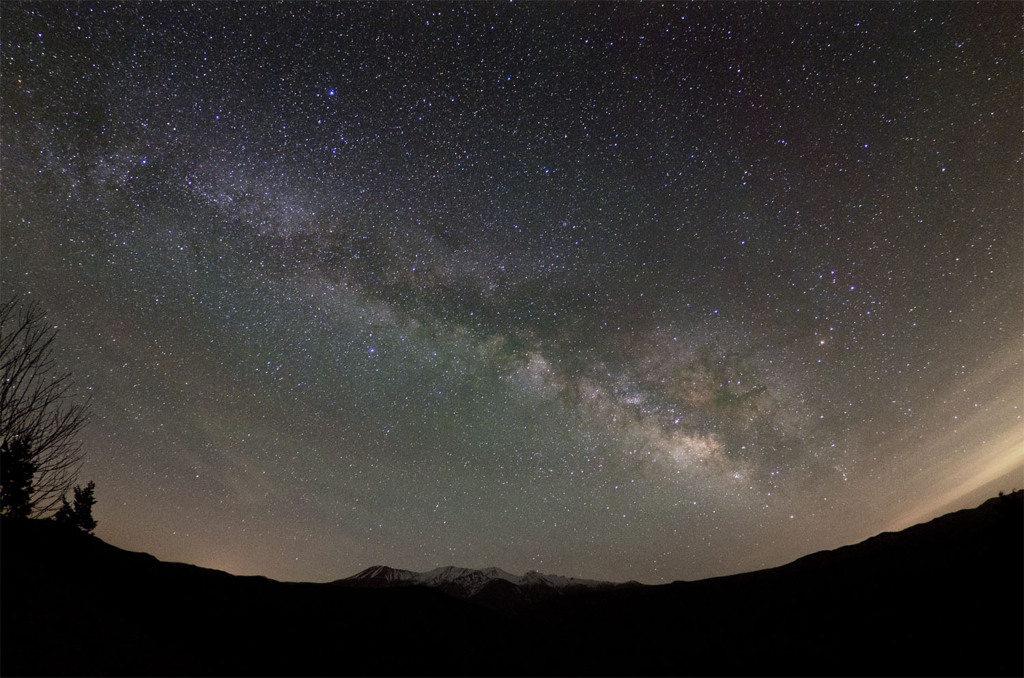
left=336, top=563, right=634, bottom=600
left=2, top=491, right=1021, bottom=676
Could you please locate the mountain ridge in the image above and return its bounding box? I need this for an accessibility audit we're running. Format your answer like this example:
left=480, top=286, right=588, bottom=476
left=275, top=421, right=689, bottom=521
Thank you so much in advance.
left=2, top=490, right=1020, bottom=676
left=337, top=563, right=627, bottom=597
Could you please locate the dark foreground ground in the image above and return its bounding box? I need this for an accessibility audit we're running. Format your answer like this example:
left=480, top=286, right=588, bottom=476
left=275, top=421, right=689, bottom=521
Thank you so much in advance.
left=2, top=491, right=1021, bottom=676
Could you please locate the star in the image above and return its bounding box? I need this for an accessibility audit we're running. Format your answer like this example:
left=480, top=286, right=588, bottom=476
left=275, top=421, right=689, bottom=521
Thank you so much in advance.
left=1, top=1, right=1020, bottom=585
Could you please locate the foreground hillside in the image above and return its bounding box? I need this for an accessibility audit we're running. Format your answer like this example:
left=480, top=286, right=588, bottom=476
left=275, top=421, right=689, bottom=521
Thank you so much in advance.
left=2, top=492, right=1021, bottom=676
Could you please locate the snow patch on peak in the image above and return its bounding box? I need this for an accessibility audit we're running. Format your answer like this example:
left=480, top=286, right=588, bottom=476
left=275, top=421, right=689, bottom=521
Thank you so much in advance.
left=341, top=564, right=620, bottom=597
left=522, top=570, right=606, bottom=588
left=415, top=565, right=521, bottom=595
left=347, top=565, right=419, bottom=583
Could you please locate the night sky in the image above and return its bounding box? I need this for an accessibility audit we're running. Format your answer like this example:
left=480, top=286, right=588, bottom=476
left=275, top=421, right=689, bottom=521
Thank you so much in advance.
left=3, top=2, right=1021, bottom=584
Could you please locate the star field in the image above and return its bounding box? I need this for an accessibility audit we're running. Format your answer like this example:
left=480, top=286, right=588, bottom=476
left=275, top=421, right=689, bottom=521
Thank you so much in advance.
left=2, top=2, right=1021, bottom=583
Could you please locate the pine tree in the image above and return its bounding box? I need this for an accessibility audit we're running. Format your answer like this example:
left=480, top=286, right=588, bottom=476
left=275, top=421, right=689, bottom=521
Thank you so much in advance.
left=54, top=481, right=97, bottom=533
left=72, top=481, right=97, bottom=534
left=54, top=496, right=75, bottom=525
left=0, top=437, right=35, bottom=518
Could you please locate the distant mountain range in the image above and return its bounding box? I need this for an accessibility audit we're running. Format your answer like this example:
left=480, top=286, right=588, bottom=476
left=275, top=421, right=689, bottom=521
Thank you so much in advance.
left=339, top=563, right=630, bottom=594
left=3, top=491, right=1021, bottom=676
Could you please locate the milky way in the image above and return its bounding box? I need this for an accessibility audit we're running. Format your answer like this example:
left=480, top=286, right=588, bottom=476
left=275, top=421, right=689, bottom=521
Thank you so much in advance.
left=3, top=2, right=1021, bottom=583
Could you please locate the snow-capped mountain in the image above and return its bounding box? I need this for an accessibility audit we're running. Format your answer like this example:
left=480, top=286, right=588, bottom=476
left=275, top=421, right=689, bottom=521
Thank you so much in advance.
left=336, top=564, right=627, bottom=599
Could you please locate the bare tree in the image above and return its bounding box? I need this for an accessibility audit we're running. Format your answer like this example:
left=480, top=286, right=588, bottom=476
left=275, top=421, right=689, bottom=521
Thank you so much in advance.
left=1, top=297, right=91, bottom=517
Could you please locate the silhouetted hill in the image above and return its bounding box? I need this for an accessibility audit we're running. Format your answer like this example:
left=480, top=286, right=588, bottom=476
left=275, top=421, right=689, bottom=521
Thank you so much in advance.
left=0, top=519, right=527, bottom=677
left=2, top=492, right=1021, bottom=676
left=525, top=491, right=1023, bottom=676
